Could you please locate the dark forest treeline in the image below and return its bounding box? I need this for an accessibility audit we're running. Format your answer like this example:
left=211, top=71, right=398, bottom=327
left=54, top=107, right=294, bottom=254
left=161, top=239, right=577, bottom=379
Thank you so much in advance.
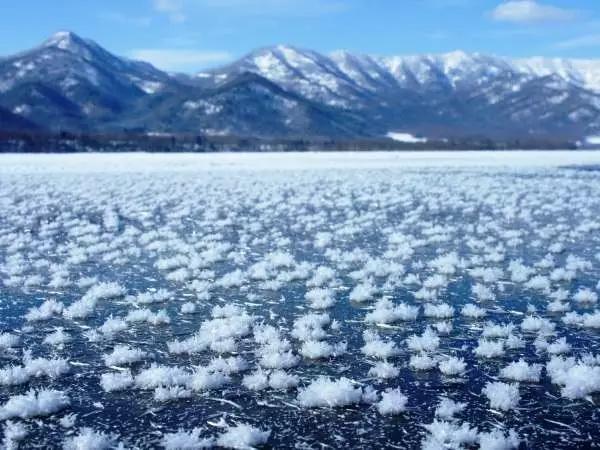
left=0, top=131, right=578, bottom=153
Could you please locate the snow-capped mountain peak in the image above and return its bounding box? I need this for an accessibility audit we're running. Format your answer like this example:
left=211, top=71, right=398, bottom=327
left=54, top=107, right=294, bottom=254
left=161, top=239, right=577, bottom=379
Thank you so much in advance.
left=41, top=31, right=98, bottom=58
left=215, top=46, right=600, bottom=99
left=44, top=31, right=80, bottom=48
left=512, top=56, right=600, bottom=92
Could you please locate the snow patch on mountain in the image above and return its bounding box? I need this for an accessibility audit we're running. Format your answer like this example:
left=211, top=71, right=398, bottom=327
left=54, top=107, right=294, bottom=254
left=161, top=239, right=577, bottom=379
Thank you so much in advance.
left=586, top=136, right=600, bottom=145
left=386, top=132, right=428, bottom=143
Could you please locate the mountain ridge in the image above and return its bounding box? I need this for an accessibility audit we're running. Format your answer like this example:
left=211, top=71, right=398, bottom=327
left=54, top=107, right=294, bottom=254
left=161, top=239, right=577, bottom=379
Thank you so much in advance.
left=1, top=31, right=599, bottom=142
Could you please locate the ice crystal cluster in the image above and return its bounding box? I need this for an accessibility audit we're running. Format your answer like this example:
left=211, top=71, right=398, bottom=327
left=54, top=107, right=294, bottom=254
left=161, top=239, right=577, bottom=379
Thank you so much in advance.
left=0, top=153, right=599, bottom=448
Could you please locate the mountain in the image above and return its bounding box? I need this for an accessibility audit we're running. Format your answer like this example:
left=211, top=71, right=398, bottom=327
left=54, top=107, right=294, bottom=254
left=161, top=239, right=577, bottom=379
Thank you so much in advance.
left=121, top=72, right=367, bottom=138
left=1, top=32, right=599, bottom=142
left=0, top=31, right=172, bottom=131
left=201, top=46, right=600, bottom=140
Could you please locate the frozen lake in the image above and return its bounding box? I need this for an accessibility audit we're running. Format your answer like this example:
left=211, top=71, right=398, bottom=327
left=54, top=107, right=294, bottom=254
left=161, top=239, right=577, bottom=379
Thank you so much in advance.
left=0, top=151, right=599, bottom=449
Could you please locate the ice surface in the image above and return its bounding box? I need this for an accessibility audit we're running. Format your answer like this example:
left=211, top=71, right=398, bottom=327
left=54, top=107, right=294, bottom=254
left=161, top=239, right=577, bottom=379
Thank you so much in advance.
left=0, top=151, right=599, bottom=448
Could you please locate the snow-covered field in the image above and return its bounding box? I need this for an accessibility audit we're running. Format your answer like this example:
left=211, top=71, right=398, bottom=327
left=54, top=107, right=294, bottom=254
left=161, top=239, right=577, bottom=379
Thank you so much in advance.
left=1, top=151, right=600, bottom=448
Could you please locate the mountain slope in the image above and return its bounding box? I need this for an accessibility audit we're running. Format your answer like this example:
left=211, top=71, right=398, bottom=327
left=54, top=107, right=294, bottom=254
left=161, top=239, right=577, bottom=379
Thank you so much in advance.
left=121, top=72, right=368, bottom=138
left=0, top=106, right=40, bottom=132
left=0, top=31, right=172, bottom=130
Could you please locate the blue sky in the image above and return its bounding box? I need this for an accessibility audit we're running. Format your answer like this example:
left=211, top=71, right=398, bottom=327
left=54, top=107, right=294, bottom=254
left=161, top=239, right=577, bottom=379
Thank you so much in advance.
left=1, top=0, right=599, bottom=72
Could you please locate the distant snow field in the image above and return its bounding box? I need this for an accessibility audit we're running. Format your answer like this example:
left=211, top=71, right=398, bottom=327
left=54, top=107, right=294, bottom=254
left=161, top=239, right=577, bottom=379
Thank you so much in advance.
left=586, top=136, right=600, bottom=145
left=0, top=151, right=600, bottom=448
left=386, top=132, right=428, bottom=143
left=1, top=150, right=600, bottom=173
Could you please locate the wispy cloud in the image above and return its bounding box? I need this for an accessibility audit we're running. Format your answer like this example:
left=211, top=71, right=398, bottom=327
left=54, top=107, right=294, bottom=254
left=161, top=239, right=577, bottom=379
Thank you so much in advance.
left=153, top=0, right=186, bottom=23
left=129, top=48, right=232, bottom=72
left=99, top=12, right=153, bottom=27
left=555, top=34, right=600, bottom=50
left=491, top=1, right=579, bottom=23
left=200, top=0, right=347, bottom=15
left=152, top=0, right=347, bottom=21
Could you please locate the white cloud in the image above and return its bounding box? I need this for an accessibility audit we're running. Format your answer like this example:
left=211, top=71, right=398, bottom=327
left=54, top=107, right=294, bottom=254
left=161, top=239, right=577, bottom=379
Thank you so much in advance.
left=491, top=1, right=578, bottom=23
left=129, top=49, right=233, bottom=72
left=199, top=0, right=347, bottom=15
left=153, top=0, right=186, bottom=23
left=153, top=0, right=346, bottom=20
left=556, top=34, right=600, bottom=49
left=100, top=12, right=153, bottom=27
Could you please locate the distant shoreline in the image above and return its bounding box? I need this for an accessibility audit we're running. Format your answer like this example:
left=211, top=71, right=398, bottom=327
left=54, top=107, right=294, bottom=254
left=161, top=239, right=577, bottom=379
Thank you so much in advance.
left=0, top=131, right=583, bottom=153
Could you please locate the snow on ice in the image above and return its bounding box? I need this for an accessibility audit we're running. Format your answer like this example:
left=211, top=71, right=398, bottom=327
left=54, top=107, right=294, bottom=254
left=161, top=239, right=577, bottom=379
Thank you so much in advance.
left=0, top=151, right=599, bottom=447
